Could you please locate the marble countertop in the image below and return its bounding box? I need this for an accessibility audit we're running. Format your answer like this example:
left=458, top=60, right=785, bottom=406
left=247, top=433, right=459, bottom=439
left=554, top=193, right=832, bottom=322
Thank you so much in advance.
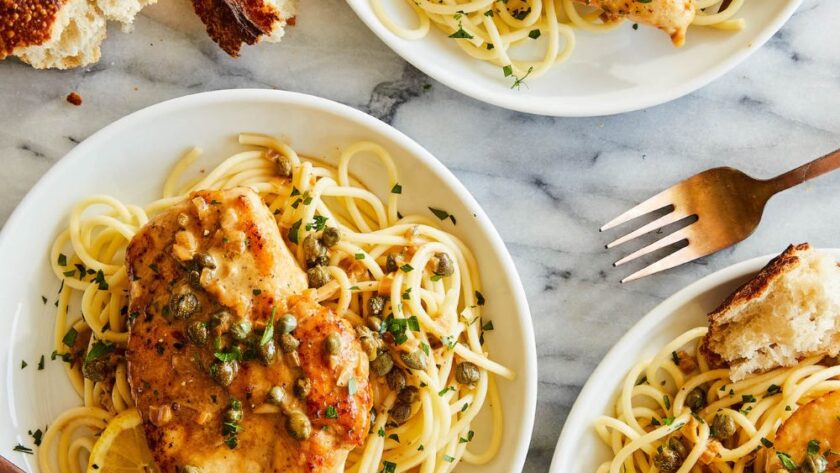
left=2, top=1, right=840, bottom=470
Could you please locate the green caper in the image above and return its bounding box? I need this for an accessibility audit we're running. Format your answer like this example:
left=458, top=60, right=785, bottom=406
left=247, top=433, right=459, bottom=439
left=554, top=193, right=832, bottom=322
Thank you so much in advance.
left=366, top=316, right=382, bottom=332
left=385, top=254, right=399, bottom=273
left=432, top=252, right=455, bottom=276
left=230, top=319, right=252, bottom=341
left=181, top=466, right=202, bottom=473
left=321, top=227, right=340, bottom=247
left=267, top=386, right=286, bottom=405
left=187, top=321, right=209, bottom=346
left=280, top=333, right=300, bottom=353
left=367, top=296, right=386, bottom=316
left=286, top=412, right=312, bottom=440
left=386, top=368, right=406, bottom=392
left=325, top=332, right=342, bottom=355
left=194, top=253, right=216, bottom=269
left=371, top=351, right=394, bottom=376
left=307, top=266, right=331, bottom=288
left=210, top=360, right=238, bottom=387
left=398, top=386, right=419, bottom=404
left=400, top=350, right=427, bottom=371
left=259, top=339, right=277, bottom=364
left=209, top=310, right=233, bottom=330
left=357, top=327, right=380, bottom=360
left=802, top=453, right=828, bottom=473
left=389, top=402, right=411, bottom=425
left=294, top=377, right=311, bottom=398
left=224, top=405, right=243, bottom=423
left=82, top=358, right=111, bottom=382
left=303, top=234, right=328, bottom=268
left=653, top=445, right=683, bottom=473
left=276, top=155, right=293, bottom=178
left=667, top=437, right=688, bottom=459
left=710, top=413, right=736, bottom=440
left=170, top=291, right=200, bottom=319
left=277, top=313, right=298, bottom=334
left=455, top=361, right=480, bottom=385
left=685, top=386, right=706, bottom=412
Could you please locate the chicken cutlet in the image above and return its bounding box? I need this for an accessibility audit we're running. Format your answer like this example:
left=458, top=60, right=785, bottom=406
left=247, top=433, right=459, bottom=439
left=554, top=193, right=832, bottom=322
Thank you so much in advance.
left=577, top=0, right=696, bottom=46
left=766, top=390, right=840, bottom=472
left=125, top=187, right=372, bottom=473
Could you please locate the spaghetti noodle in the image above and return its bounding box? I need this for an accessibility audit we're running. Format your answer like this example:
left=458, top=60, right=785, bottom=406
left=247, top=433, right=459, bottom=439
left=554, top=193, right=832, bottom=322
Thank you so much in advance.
left=40, top=135, right=512, bottom=473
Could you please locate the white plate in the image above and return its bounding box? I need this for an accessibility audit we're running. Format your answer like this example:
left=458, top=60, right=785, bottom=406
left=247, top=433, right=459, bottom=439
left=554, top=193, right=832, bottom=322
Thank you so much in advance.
left=549, top=248, right=840, bottom=472
left=0, top=89, right=537, bottom=472
left=347, top=0, right=801, bottom=116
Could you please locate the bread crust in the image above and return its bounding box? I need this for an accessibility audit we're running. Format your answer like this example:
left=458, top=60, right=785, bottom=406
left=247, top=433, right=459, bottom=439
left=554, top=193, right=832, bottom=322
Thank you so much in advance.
left=0, top=0, right=65, bottom=59
left=191, top=0, right=286, bottom=56
left=701, top=243, right=812, bottom=370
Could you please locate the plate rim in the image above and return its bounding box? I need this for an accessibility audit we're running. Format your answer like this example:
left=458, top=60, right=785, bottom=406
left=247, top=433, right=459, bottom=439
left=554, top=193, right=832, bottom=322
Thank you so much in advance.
left=0, top=89, right=538, bottom=471
left=548, top=247, right=840, bottom=472
left=346, top=0, right=802, bottom=117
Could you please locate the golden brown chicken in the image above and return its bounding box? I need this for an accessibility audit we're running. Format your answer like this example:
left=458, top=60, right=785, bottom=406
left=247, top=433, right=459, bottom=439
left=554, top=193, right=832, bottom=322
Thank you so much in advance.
left=766, top=391, right=840, bottom=472
left=577, top=0, right=696, bottom=46
left=125, top=187, right=372, bottom=473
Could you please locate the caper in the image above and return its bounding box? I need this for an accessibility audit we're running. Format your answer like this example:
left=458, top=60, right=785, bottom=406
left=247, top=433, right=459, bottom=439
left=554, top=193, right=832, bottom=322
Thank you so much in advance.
left=366, top=316, right=382, bottom=332
left=267, top=386, right=286, bottom=405
left=181, top=466, right=202, bottom=473
left=210, top=360, right=238, bottom=387
left=667, top=437, right=688, bottom=459
left=187, top=321, right=209, bottom=346
left=277, top=313, right=298, bottom=334
left=280, top=333, right=300, bottom=353
left=455, top=361, right=480, bottom=385
left=224, top=405, right=243, bottom=423
left=259, top=339, right=277, bottom=364
left=303, top=234, right=328, bottom=268
left=357, top=327, right=380, bottom=360
left=325, top=332, right=341, bottom=355
left=276, top=155, right=293, bottom=178
left=389, top=402, right=411, bottom=425
left=230, top=319, right=252, bottom=341
left=385, top=254, right=399, bottom=273
left=685, top=386, right=706, bottom=412
left=710, top=413, right=736, bottom=440
left=371, top=351, right=394, bottom=376
left=653, top=445, right=683, bottom=473
left=398, top=386, right=419, bottom=404
left=82, top=358, right=111, bottom=382
left=400, top=350, right=427, bottom=371
left=432, top=252, right=454, bottom=276
left=367, top=296, right=386, bottom=316
left=286, top=412, right=312, bottom=440
left=209, top=310, right=233, bottom=330
left=386, top=368, right=407, bottom=392
left=321, top=227, right=340, bottom=247
left=294, top=377, right=311, bottom=398
left=802, top=453, right=828, bottom=473
left=170, top=291, right=200, bottom=319
left=194, top=253, right=216, bottom=269
left=307, top=266, right=331, bottom=288
left=187, top=270, right=202, bottom=289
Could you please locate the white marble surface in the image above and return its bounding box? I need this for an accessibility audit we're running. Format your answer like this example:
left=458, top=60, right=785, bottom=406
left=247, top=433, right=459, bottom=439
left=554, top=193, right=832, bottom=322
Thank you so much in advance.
left=2, top=1, right=840, bottom=470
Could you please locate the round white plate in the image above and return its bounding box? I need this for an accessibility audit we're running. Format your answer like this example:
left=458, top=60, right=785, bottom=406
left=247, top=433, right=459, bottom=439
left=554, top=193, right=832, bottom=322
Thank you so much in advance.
left=0, top=90, right=537, bottom=472
left=549, top=248, right=840, bottom=472
left=347, top=0, right=801, bottom=116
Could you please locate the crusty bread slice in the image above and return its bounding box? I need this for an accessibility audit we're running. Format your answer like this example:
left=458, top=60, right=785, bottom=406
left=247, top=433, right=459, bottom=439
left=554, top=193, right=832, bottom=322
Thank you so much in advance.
left=1, top=0, right=154, bottom=70
left=702, top=243, right=840, bottom=382
left=190, top=0, right=298, bottom=57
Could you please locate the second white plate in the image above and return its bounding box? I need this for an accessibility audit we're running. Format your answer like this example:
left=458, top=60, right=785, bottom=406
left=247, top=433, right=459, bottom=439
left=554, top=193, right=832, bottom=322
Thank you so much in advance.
left=347, top=0, right=801, bottom=116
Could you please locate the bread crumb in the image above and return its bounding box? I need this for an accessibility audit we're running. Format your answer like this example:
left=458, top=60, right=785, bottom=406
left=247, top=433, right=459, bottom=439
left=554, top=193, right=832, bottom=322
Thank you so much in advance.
left=66, top=92, right=82, bottom=106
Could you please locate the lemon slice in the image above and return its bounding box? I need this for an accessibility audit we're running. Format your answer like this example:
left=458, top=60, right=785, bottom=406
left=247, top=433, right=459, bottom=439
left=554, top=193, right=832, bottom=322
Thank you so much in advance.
left=87, top=409, right=158, bottom=473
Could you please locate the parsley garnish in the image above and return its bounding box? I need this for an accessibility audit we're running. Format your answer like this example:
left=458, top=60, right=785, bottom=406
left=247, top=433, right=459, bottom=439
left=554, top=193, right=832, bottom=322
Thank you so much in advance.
left=528, top=29, right=541, bottom=39
left=808, top=440, right=821, bottom=455
left=260, top=308, right=276, bottom=346
left=37, top=355, right=45, bottom=370
left=761, top=437, right=774, bottom=448
left=57, top=254, right=67, bottom=266
left=391, top=183, right=402, bottom=194
left=443, top=455, right=455, bottom=463
left=86, top=341, right=114, bottom=362
left=777, top=452, right=797, bottom=470
left=400, top=264, right=413, bottom=273
left=767, top=384, right=781, bottom=395
left=388, top=433, right=400, bottom=442
left=325, top=405, right=338, bottom=419
left=459, top=431, right=475, bottom=443
left=93, top=270, right=108, bottom=290
left=742, top=394, right=756, bottom=403
left=13, top=444, right=33, bottom=454
left=407, top=316, right=420, bottom=331
left=475, top=291, right=485, bottom=306
left=62, top=327, right=78, bottom=347
left=21, top=360, right=27, bottom=369
left=381, top=461, right=397, bottom=473
left=305, top=215, right=328, bottom=231
left=482, top=320, right=494, bottom=331
left=511, top=66, right=534, bottom=90
left=355, top=253, right=365, bottom=260
left=288, top=219, right=302, bottom=244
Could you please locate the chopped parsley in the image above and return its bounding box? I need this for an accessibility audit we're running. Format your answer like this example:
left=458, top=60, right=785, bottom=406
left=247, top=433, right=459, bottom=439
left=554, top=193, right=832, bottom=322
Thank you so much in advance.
left=93, top=270, right=108, bottom=290
left=13, top=444, right=33, bottom=454
left=767, top=384, right=781, bottom=395
left=776, top=452, right=797, bottom=470
left=260, top=308, right=276, bottom=346
left=528, top=29, right=541, bottom=39
left=86, top=341, right=114, bottom=362
left=482, top=320, right=494, bottom=331
left=388, top=433, right=400, bottom=442
left=325, top=405, right=338, bottom=419
left=288, top=219, right=302, bottom=244
left=21, top=360, right=27, bottom=369
left=407, top=316, right=420, bottom=331
left=377, top=427, right=386, bottom=437
left=305, top=215, right=328, bottom=232
left=400, top=264, right=413, bottom=273
left=742, top=394, right=756, bottom=403
left=391, top=183, right=402, bottom=194
left=443, top=455, right=455, bottom=463
left=37, top=355, right=45, bottom=370
left=808, top=439, right=821, bottom=455
left=475, top=291, right=485, bottom=306
left=662, top=395, right=671, bottom=410
left=428, top=207, right=456, bottom=224
left=381, top=461, right=397, bottom=473
left=438, top=386, right=454, bottom=396
left=57, top=253, right=67, bottom=266
left=760, top=437, right=774, bottom=448
left=62, top=327, right=78, bottom=347
left=459, top=431, right=475, bottom=443
left=355, top=253, right=366, bottom=260
left=511, top=66, right=534, bottom=90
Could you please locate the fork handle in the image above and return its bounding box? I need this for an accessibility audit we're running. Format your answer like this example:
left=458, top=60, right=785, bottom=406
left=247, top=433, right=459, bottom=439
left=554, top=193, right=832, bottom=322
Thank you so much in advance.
left=766, top=147, right=840, bottom=193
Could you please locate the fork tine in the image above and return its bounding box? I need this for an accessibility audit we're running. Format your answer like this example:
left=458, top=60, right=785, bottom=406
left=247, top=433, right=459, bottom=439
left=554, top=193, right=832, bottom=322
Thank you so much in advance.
left=600, top=189, right=674, bottom=232
left=605, top=210, right=692, bottom=249
left=621, top=246, right=699, bottom=283
left=613, top=226, right=691, bottom=267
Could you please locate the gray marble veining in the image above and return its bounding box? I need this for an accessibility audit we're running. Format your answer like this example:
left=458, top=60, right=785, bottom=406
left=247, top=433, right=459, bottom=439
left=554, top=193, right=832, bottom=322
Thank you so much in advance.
left=2, top=0, right=840, bottom=470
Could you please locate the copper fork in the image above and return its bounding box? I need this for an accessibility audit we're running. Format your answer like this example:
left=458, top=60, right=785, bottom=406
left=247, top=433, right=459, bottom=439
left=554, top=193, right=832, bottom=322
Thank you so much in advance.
left=602, top=147, right=840, bottom=283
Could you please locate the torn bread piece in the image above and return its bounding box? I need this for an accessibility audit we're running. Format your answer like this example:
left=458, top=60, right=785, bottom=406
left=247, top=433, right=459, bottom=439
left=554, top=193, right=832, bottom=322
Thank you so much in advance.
left=702, top=243, right=840, bottom=382
left=1, top=0, right=155, bottom=69
left=191, top=0, right=297, bottom=57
